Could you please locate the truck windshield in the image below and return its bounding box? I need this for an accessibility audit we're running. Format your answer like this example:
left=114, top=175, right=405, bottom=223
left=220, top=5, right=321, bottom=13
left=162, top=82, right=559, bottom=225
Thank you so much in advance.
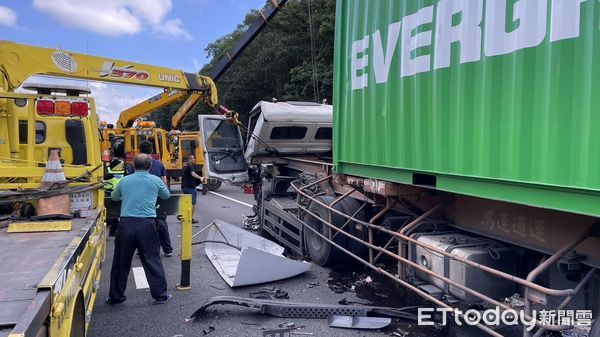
left=203, top=119, right=241, bottom=149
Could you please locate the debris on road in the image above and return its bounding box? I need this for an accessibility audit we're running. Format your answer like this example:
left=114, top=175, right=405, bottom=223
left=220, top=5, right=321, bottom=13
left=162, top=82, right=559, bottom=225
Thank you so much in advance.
left=190, top=296, right=419, bottom=321
left=202, top=326, right=215, bottom=335
left=392, top=330, right=409, bottom=337
left=241, top=321, right=260, bottom=326
left=327, top=315, right=391, bottom=329
left=262, top=328, right=292, bottom=337
left=291, top=332, right=313, bottom=336
left=250, top=287, right=289, bottom=300
left=202, top=220, right=310, bottom=287
left=307, top=281, right=319, bottom=288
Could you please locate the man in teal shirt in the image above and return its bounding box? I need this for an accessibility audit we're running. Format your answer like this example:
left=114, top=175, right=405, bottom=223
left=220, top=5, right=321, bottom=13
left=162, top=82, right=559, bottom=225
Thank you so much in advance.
left=106, top=154, right=172, bottom=305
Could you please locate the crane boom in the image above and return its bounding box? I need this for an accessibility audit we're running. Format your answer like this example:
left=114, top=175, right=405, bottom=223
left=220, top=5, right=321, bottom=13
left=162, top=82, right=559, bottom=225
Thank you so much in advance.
left=209, top=0, right=288, bottom=82
left=116, top=90, right=187, bottom=129
left=169, top=0, right=288, bottom=129
left=0, top=40, right=219, bottom=129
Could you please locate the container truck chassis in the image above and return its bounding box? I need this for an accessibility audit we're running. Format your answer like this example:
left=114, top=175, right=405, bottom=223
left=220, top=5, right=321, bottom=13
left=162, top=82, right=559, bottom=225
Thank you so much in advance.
left=252, top=159, right=600, bottom=337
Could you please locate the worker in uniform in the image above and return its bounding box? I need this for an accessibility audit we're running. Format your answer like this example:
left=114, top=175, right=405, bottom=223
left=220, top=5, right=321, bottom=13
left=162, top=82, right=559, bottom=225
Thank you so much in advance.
left=106, top=154, right=172, bottom=305
left=125, top=141, right=173, bottom=257
left=105, top=158, right=125, bottom=236
left=181, top=154, right=202, bottom=223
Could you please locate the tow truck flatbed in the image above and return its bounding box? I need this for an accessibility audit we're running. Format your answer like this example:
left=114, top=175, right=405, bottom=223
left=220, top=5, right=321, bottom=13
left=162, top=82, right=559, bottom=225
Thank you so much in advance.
left=0, top=210, right=102, bottom=335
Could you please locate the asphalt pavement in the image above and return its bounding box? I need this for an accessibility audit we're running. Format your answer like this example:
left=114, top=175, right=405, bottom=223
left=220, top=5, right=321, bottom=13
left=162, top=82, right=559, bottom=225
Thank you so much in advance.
left=88, top=184, right=439, bottom=337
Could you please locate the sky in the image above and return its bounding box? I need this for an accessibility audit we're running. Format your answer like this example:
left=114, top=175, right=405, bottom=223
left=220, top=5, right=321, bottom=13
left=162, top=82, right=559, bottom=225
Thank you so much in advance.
left=0, top=0, right=266, bottom=123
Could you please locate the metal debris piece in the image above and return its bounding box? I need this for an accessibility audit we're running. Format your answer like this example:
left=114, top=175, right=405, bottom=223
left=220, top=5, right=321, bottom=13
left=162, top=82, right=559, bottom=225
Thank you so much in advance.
left=190, top=296, right=419, bottom=321
left=327, top=315, right=391, bottom=329
left=241, top=321, right=259, bottom=326
left=250, top=288, right=289, bottom=300
left=291, top=332, right=313, bottom=336
left=249, top=291, right=273, bottom=300
left=202, top=326, right=215, bottom=335
left=203, top=220, right=310, bottom=287
left=262, top=328, right=291, bottom=337
left=392, top=328, right=410, bottom=337
left=307, top=281, right=319, bottom=288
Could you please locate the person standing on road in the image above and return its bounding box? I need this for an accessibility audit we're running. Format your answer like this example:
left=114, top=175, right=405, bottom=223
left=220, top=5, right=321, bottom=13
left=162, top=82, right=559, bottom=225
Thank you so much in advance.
left=181, top=154, right=202, bottom=224
left=126, top=140, right=173, bottom=257
left=107, top=154, right=172, bottom=305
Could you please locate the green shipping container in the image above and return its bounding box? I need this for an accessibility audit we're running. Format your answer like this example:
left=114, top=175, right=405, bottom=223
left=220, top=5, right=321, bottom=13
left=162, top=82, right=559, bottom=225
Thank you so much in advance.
left=333, top=0, right=600, bottom=217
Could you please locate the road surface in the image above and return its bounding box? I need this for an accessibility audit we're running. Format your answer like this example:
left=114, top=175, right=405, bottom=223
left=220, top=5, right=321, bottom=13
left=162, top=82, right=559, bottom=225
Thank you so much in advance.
left=88, top=184, right=436, bottom=337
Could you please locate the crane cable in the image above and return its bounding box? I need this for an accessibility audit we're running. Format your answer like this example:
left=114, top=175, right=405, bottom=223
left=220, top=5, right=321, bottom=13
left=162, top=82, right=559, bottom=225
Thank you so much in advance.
left=307, top=0, right=320, bottom=103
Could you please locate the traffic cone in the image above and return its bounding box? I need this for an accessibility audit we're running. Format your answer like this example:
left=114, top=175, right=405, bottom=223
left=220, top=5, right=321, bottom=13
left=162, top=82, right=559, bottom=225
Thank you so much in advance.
left=42, top=150, right=66, bottom=184
left=102, top=149, right=110, bottom=162
left=37, top=150, right=71, bottom=218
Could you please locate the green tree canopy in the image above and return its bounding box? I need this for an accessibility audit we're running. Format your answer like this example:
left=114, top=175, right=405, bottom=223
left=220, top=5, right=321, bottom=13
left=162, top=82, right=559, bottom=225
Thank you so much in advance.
left=147, top=0, right=335, bottom=130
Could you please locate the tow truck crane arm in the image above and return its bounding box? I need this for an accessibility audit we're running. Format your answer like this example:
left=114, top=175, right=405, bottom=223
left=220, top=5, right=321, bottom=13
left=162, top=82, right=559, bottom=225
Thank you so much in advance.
left=0, top=40, right=219, bottom=127
left=170, top=0, right=288, bottom=129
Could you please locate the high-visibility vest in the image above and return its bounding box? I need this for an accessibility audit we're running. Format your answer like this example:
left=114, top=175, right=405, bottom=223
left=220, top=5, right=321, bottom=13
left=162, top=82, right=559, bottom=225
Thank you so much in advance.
left=105, top=166, right=124, bottom=191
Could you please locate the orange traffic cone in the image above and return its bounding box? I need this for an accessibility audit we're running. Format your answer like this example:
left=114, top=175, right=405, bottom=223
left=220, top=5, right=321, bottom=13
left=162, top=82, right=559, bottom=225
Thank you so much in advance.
left=102, top=149, right=110, bottom=162
left=37, top=150, right=71, bottom=218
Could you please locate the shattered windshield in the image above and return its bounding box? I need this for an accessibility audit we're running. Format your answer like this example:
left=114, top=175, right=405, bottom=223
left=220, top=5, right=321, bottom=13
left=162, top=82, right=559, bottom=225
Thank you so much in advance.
left=203, top=118, right=242, bottom=149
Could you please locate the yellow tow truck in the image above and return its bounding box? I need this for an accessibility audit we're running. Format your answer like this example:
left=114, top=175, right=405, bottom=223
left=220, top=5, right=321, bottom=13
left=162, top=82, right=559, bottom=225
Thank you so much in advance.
left=0, top=40, right=228, bottom=337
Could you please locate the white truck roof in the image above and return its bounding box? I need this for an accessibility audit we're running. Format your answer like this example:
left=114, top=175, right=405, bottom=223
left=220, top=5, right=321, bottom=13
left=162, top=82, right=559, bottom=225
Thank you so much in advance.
left=249, top=101, right=332, bottom=122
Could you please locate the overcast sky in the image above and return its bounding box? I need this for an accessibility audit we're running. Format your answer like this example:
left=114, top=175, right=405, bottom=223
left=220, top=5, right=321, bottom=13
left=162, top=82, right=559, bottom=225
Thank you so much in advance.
left=0, top=0, right=265, bottom=122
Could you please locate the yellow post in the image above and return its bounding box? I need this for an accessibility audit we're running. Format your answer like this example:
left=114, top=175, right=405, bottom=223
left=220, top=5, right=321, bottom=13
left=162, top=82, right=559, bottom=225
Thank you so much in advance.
left=177, top=194, right=192, bottom=290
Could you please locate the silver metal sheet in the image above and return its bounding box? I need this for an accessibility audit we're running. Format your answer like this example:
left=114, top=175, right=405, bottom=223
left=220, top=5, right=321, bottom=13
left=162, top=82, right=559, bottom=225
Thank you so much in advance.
left=327, top=315, right=392, bottom=329
left=205, top=219, right=310, bottom=287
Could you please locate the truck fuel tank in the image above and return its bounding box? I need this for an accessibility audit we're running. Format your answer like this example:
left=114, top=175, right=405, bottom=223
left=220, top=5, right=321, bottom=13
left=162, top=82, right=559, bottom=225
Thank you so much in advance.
left=409, top=232, right=518, bottom=302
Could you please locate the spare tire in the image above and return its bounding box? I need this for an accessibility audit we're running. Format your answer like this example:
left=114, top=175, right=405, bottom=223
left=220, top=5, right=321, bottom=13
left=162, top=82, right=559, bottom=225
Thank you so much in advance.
left=304, top=195, right=350, bottom=267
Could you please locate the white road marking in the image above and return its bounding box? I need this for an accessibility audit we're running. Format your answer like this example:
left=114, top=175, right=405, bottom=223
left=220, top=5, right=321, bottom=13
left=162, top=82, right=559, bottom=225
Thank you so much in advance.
left=132, top=267, right=149, bottom=289
left=208, top=191, right=253, bottom=208
left=190, top=192, right=253, bottom=239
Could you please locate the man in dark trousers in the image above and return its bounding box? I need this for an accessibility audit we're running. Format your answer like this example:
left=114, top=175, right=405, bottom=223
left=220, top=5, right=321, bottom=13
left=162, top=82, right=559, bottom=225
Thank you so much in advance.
left=181, top=154, right=202, bottom=223
left=107, top=154, right=172, bottom=305
left=126, top=140, right=173, bottom=256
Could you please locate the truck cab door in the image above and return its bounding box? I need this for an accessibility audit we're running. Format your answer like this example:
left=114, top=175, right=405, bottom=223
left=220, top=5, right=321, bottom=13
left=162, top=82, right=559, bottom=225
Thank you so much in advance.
left=199, top=115, right=248, bottom=184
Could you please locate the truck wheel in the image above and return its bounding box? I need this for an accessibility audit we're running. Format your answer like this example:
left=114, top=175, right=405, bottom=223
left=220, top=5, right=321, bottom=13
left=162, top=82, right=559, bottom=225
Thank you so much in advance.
left=206, top=179, right=222, bottom=192
left=69, top=293, right=85, bottom=337
left=304, top=195, right=350, bottom=267
left=338, top=197, right=368, bottom=259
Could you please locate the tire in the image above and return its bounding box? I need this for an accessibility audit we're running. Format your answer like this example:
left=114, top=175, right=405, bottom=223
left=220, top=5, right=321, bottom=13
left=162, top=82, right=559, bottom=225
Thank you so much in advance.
left=303, top=195, right=350, bottom=267
left=69, top=293, right=85, bottom=337
left=206, top=179, right=222, bottom=192
left=338, top=197, right=368, bottom=259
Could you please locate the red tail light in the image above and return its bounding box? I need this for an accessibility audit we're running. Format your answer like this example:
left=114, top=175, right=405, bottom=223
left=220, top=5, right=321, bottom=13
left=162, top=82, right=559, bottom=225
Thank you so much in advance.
left=36, top=100, right=54, bottom=115
left=71, top=102, right=89, bottom=117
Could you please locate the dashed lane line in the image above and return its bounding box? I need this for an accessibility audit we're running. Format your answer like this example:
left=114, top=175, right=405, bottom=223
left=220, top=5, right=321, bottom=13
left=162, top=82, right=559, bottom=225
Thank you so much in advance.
left=132, top=267, right=149, bottom=289
left=208, top=191, right=253, bottom=208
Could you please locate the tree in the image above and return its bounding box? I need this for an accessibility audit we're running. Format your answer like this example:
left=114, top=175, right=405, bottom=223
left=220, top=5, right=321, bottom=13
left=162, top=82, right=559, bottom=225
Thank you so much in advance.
left=148, top=0, right=335, bottom=130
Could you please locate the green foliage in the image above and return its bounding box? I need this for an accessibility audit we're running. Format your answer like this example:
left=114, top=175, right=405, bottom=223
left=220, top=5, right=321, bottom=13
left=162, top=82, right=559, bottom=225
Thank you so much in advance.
left=147, top=0, right=335, bottom=130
